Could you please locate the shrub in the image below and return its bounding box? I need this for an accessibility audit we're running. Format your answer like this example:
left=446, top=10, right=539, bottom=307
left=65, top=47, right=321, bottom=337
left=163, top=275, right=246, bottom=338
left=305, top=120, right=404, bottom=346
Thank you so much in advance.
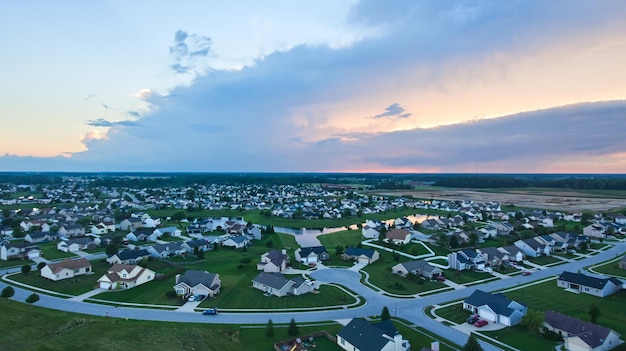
left=165, top=290, right=178, bottom=299
left=37, top=262, right=46, bottom=270
left=1, top=286, right=15, bottom=298
left=26, top=293, right=40, bottom=304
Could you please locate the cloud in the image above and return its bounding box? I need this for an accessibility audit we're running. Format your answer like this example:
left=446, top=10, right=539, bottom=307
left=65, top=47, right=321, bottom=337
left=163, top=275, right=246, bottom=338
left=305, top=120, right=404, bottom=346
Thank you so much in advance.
left=169, top=30, right=213, bottom=74
left=132, top=88, right=153, bottom=100
left=101, top=103, right=111, bottom=110
left=86, top=118, right=139, bottom=127
left=371, top=103, right=412, bottom=119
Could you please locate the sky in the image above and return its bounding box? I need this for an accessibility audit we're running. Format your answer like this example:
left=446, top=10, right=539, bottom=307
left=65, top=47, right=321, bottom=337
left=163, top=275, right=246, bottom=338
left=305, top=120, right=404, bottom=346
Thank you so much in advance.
left=1, top=0, right=626, bottom=173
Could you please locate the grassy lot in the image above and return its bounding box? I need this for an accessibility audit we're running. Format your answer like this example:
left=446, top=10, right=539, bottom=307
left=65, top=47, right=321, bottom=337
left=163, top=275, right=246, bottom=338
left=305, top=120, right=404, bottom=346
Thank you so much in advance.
left=10, top=260, right=111, bottom=295
left=0, top=259, right=35, bottom=269
left=362, top=251, right=446, bottom=295
left=433, top=301, right=470, bottom=324
left=526, top=255, right=562, bottom=266
left=38, top=241, right=79, bottom=260
left=483, top=324, right=562, bottom=351
left=502, top=280, right=626, bottom=346
left=317, top=229, right=363, bottom=249
left=445, top=269, right=493, bottom=285
left=590, top=256, right=626, bottom=278
left=91, top=273, right=185, bottom=306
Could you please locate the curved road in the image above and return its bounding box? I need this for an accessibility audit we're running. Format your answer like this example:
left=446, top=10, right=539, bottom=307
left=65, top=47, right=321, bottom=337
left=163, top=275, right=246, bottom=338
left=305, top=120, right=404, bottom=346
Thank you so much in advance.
left=1, top=242, right=624, bottom=351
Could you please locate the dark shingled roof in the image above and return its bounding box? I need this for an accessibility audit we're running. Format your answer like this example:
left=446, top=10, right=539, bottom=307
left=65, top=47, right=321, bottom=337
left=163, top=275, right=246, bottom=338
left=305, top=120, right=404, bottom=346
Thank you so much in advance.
left=177, top=270, right=218, bottom=287
left=558, top=271, right=622, bottom=289
left=298, top=246, right=328, bottom=257
left=113, top=249, right=150, bottom=260
left=252, top=272, right=304, bottom=290
left=545, top=310, right=615, bottom=348
left=464, top=290, right=525, bottom=318
left=337, top=318, right=399, bottom=351
left=344, top=247, right=376, bottom=258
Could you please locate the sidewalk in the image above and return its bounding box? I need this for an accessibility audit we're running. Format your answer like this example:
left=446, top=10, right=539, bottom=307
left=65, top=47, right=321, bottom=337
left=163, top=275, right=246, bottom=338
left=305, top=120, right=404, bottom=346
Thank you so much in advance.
left=68, top=288, right=107, bottom=301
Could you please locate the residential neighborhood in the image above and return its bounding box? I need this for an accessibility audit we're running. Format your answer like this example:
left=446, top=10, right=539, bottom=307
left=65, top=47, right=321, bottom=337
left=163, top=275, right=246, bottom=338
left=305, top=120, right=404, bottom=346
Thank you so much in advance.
left=0, top=175, right=625, bottom=351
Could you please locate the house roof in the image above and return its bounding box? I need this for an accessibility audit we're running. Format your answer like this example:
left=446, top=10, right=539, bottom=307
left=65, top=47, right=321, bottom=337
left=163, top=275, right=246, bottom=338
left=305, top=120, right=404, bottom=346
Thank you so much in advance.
left=176, top=270, right=218, bottom=289
left=337, top=318, right=398, bottom=351
left=252, top=272, right=302, bottom=290
left=344, top=247, right=376, bottom=258
left=545, top=310, right=616, bottom=348
left=64, top=237, right=94, bottom=246
left=557, top=271, right=622, bottom=289
left=298, top=246, right=328, bottom=257
left=47, top=258, right=91, bottom=274
left=399, top=260, right=438, bottom=273
left=464, top=290, right=525, bottom=317
left=386, top=228, right=410, bottom=240
left=184, top=239, right=209, bottom=248
left=113, top=249, right=150, bottom=260
left=263, top=249, right=288, bottom=266
left=101, top=264, right=151, bottom=283
left=151, top=242, right=183, bottom=253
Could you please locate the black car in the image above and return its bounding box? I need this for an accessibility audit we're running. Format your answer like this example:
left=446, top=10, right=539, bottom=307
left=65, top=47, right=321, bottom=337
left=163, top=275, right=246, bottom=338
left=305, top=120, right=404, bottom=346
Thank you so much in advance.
left=466, top=315, right=479, bottom=324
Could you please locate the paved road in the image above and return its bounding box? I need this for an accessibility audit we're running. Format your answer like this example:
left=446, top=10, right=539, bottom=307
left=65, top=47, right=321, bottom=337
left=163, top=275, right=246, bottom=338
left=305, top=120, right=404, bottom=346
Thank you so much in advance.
left=1, top=241, right=624, bottom=351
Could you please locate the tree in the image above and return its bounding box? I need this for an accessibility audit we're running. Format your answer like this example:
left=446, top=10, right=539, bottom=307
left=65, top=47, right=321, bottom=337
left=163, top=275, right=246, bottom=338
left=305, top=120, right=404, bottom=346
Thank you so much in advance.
left=265, top=318, right=274, bottom=337
left=335, top=245, right=344, bottom=256
left=579, top=241, right=589, bottom=253
left=105, top=243, right=119, bottom=256
left=21, top=264, right=31, bottom=274
left=37, top=262, right=46, bottom=270
left=588, top=303, right=600, bottom=323
left=1, top=286, right=15, bottom=298
left=25, top=293, right=40, bottom=304
left=521, top=310, right=544, bottom=333
left=287, top=318, right=298, bottom=336
left=381, top=306, right=391, bottom=321
left=171, top=210, right=186, bottom=222
left=461, top=333, right=484, bottom=351
left=449, top=235, right=459, bottom=249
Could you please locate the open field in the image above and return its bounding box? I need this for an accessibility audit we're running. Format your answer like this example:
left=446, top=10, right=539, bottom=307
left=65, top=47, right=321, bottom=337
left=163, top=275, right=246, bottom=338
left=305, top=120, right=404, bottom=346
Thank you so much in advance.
left=379, top=188, right=626, bottom=212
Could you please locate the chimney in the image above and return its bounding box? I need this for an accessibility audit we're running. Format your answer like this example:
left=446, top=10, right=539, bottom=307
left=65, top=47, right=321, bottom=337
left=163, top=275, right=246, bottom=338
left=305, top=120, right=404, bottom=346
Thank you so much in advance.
left=394, top=334, right=403, bottom=351
left=282, top=249, right=287, bottom=255
left=431, top=341, right=440, bottom=351
left=175, top=274, right=180, bottom=284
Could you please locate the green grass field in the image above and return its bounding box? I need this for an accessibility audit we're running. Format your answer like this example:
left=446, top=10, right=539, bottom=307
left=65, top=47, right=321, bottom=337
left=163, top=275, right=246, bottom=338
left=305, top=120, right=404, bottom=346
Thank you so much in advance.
left=10, top=260, right=111, bottom=295
left=590, top=255, right=626, bottom=278
left=38, top=241, right=79, bottom=260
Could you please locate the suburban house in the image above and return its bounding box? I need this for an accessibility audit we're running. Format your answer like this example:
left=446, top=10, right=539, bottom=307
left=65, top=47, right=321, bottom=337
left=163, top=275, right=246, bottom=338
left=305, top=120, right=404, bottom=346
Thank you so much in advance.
left=153, top=226, right=182, bottom=238
left=342, top=247, right=379, bottom=264
left=146, top=242, right=186, bottom=258
left=57, top=237, right=98, bottom=252
left=392, top=260, right=442, bottom=279
left=90, top=223, right=109, bottom=235
left=40, top=258, right=92, bottom=281
left=543, top=310, right=622, bottom=351
left=385, top=228, right=412, bottom=245
left=257, top=249, right=290, bottom=273
left=463, top=290, right=527, bottom=326
left=557, top=271, right=623, bottom=297
left=514, top=238, right=551, bottom=257
left=0, top=225, right=15, bottom=237
left=394, top=217, right=413, bottom=229
left=119, top=217, right=143, bottom=231
left=251, top=272, right=315, bottom=297
left=0, top=241, right=40, bottom=260
left=174, top=270, right=221, bottom=298
left=583, top=223, right=607, bottom=239
left=478, top=247, right=509, bottom=267
left=186, top=219, right=213, bottom=236
left=447, top=249, right=486, bottom=271
left=97, top=264, right=155, bottom=290
left=294, top=246, right=329, bottom=264
left=24, top=231, right=54, bottom=243
left=20, top=219, right=50, bottom=232
left=421, top=218, right=444, bottom=231
left=247, top=226, right=262, bottom=240
left=221, top=235, right=249, bottom=249
left=107, top=248, right=151, bottom=265
left=499, top=245, right=525, bottom=262
left=336, top=318, right=410, bottom=351
left=57, top=223, right=86, bottom=238
left=494, top=222, right=514, bottom=235
left=361, top=225, right=381, bottom=239
left=180, top=239, right=212, bottom=253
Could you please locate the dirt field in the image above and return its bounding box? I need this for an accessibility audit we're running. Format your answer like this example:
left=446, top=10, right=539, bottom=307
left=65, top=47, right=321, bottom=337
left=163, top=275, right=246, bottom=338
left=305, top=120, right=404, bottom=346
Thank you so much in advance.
left=381, top=189, right=626, bottom=212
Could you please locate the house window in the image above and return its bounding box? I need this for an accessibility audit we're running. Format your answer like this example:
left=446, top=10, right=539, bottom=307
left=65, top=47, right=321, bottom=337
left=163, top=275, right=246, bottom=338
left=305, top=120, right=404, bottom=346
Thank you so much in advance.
left=175, top=288, right=185, bottom=295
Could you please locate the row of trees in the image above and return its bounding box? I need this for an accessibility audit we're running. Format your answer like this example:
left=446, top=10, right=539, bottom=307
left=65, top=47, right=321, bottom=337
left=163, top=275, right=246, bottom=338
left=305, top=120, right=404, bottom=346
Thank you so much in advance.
left=1, top=285, right=39, bottom=304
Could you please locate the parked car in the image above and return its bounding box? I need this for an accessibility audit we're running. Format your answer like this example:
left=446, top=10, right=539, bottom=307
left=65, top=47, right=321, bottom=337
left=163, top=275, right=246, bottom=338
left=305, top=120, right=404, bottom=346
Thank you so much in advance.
left=202, top=308, right=218, bottom=315
left=436, top=275, right=446, bottom=282
left=521, top=271, right=531, bottom=276
left=474, top=319, right=488, bottom=327
left=466, top=315, right=479, bottom=324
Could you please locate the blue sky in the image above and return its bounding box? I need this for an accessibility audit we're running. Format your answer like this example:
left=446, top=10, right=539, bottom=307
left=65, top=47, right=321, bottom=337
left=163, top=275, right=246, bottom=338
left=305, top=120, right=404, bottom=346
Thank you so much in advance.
left=1, top=1, right=625, bottom=173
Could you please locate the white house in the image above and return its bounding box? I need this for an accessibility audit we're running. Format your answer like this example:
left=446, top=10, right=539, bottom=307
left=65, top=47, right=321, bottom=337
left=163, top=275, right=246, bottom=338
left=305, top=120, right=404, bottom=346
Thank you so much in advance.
left=173, top=270, right=221, bottom=298
left=40, top=258, right=92, bottom=281
left=385, top=228, right=411, bottom=245
left=336, top=318, right=410, bottom=351
left=97, top=264, right=155, bottom=290
left=251, top=272, right=315, bottom=297
left=544, top=310, right=622, bottom=351
left=463, top=290, right=527, bottom=326
left=557, top=271, right=622, bottom=297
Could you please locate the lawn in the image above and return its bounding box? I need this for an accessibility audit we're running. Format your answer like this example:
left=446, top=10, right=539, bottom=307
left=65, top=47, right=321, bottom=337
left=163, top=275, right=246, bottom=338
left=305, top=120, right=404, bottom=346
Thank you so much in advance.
left=445, top=269, right=493, bottom=285
left=500, top=280, right=626, bottom=348
left=362, top=251, right=446, bottom=295
left=0, top=259, right=35, bottom=269
left=38, top=241, right=79, bottom=260
left=526, top=255, right=562, bottom=266
left=10, top=260, right=111, bottom=296
left=432, top=302, right=469, bottom=324
left=317, top=229, right=363, bottom=249
left=0, top=299, right=244, bottom=351
left=590, top=256, right=626, bottom=278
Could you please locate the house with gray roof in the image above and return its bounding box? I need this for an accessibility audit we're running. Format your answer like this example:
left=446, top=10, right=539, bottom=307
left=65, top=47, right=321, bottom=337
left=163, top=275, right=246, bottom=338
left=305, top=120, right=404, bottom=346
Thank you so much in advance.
left=336, top=318, right=410, bottom=351
left=251, top=272, right=315, bottom=297
left=448, top=249, right=485, bottom=271
left=257, top=249, right=290, bottom=273
left=557, top=271, right=623, bottom=297
left=107, top=248, right=151, bottom=265
left=463, top=290, right=527, bottom=326
left=173, top=270, right=221, bottom=298
left=146, top=242, right=186, bottom=258
left=295, top=246, right=329, bottom=264
left=392, top=260, right=442, bottom=279
left=342, top=247, right=379, bottom=264
left=543, top=310, right=622, bottom=351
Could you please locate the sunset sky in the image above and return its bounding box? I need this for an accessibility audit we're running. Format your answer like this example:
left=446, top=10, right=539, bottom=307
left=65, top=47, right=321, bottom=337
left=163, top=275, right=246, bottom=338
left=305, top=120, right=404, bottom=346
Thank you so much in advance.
left=1, top=1, right=625, bottom=173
